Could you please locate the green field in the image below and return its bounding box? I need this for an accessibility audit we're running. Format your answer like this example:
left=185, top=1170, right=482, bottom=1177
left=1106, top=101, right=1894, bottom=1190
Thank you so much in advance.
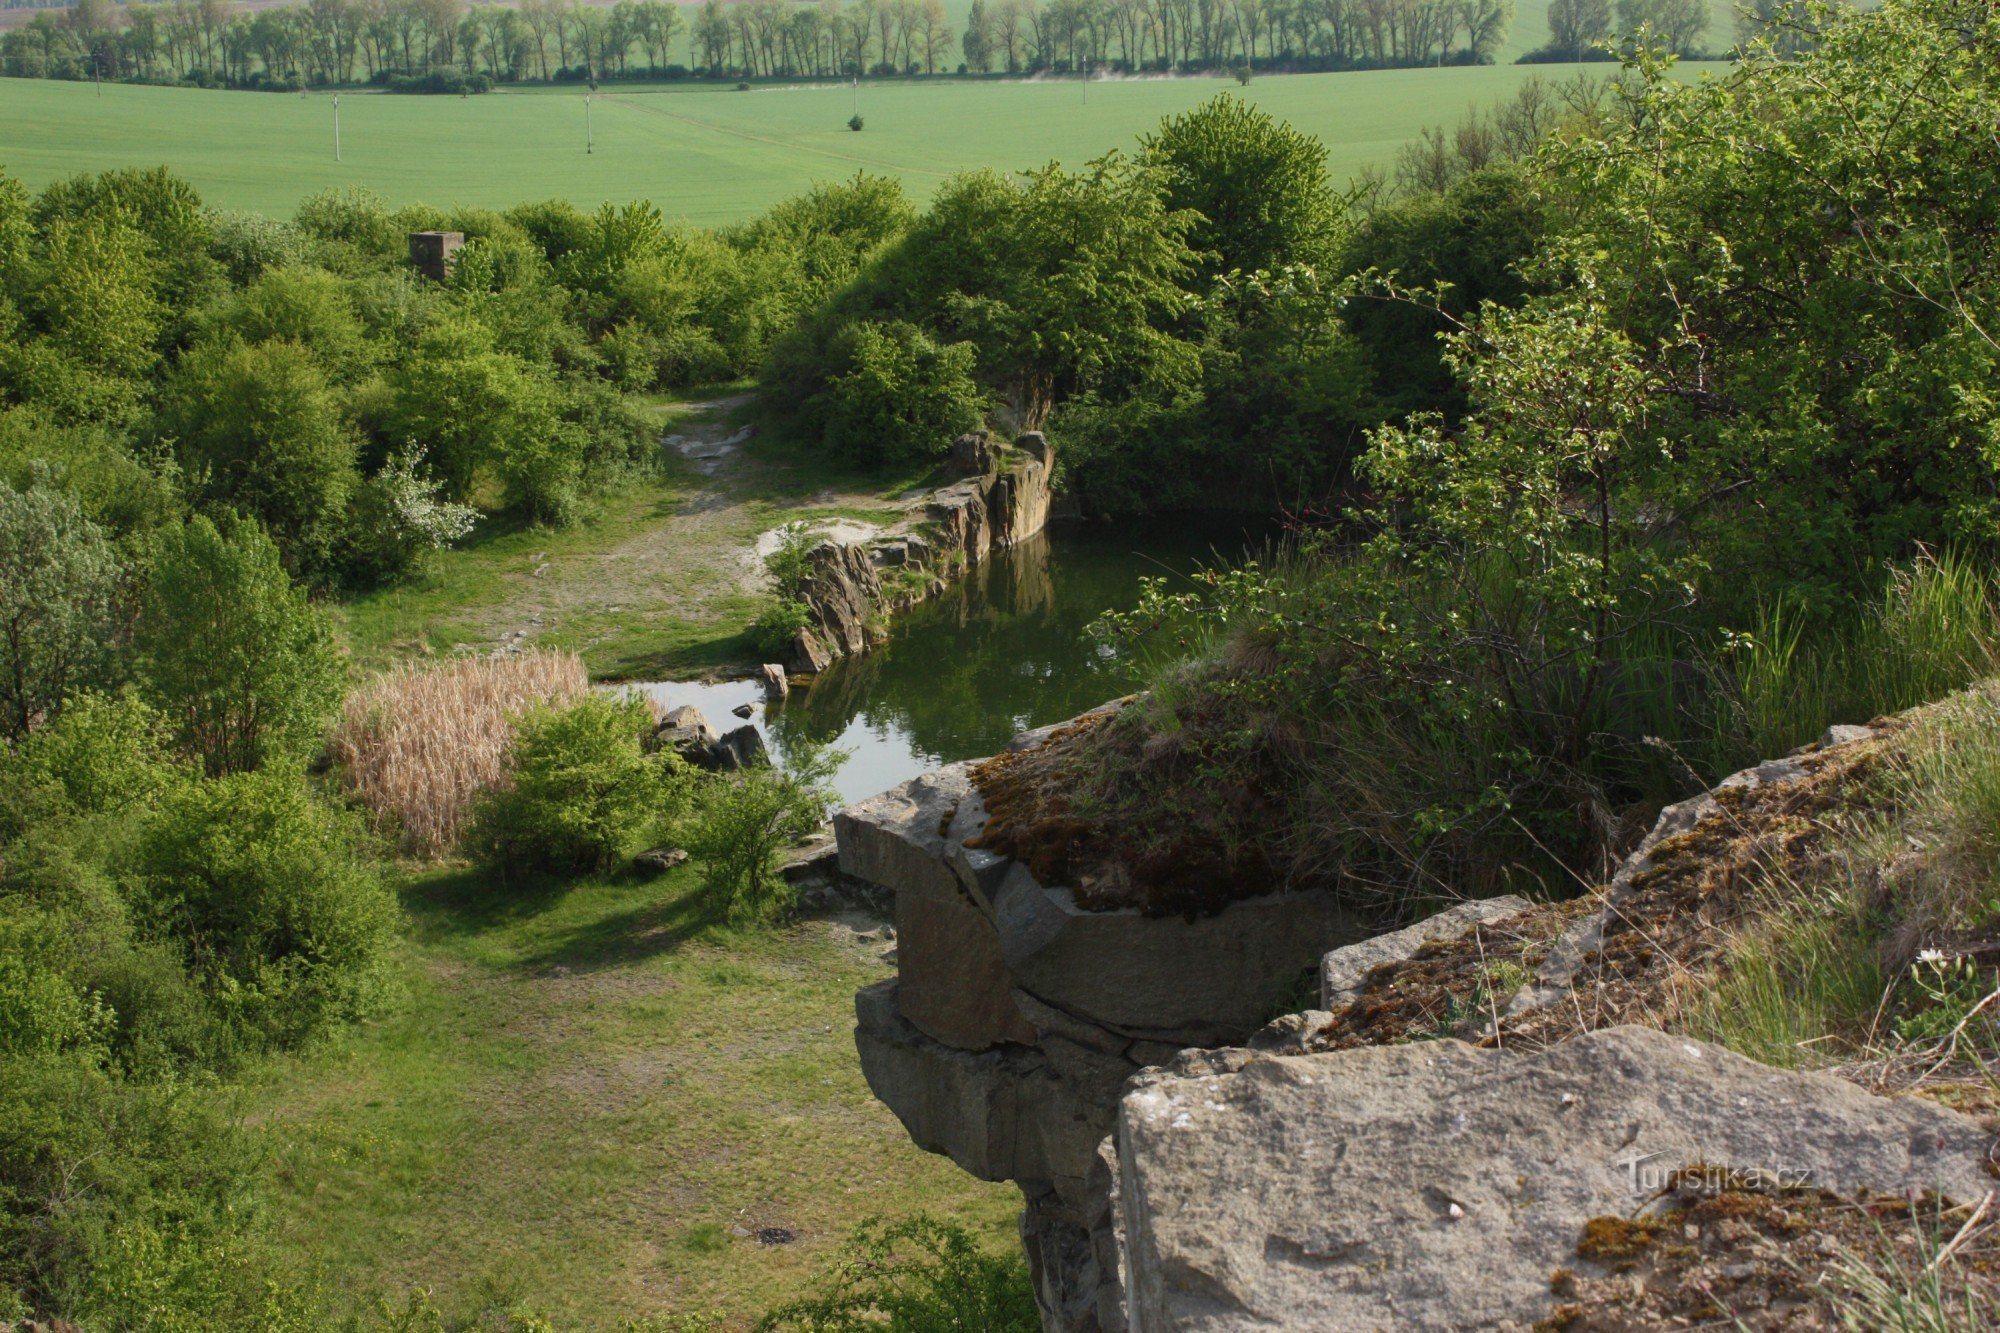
left=0, top=58, right=1731, bottom=224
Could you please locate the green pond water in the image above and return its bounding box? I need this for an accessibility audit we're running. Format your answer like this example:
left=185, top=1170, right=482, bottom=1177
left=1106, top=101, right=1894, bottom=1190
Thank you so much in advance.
left=631, top=517, right=1269, bottom=807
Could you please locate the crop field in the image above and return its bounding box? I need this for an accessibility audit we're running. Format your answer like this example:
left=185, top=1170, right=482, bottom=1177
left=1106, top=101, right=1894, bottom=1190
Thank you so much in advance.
left=0, top=56, right=1731, bottom=224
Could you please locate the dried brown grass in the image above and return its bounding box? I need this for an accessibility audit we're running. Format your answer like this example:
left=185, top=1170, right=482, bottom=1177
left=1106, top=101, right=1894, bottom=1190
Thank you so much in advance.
left=332, top=650, right=590, bottom=857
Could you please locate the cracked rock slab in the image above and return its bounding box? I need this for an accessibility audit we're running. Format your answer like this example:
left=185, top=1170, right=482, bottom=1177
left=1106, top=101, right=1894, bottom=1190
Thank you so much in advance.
left=1111, top=1025, right=1998, bottom=1332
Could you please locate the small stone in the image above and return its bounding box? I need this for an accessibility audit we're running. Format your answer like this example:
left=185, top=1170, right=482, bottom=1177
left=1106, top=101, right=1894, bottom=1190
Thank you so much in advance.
left=636, top=846, right=689, bottom=873
left=732, top=703, right=754, bottom=719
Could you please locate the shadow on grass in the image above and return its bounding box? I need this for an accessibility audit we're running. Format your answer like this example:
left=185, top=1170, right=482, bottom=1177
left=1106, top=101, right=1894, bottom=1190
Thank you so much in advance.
left=510, top=875, right=727, bottom=974
left=398, top=865, right=576, bottom=945
left=401, top=863, right=731, bottom=971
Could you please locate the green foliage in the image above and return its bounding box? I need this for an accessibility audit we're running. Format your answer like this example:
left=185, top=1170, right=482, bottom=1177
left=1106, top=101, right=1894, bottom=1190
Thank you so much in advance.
left=757, top=1216, right=1037, bottom=1332
left=679, top=739, right=844, bottom=922
left=472, top=693, right=682, bottom=877
left=750, top=600, right=814, bottom=659
left=1141, top=94, right=1342, bottom=279
left=338, top=447, right=479, bottom=589
left=385, top=317, right=582, bottom=526
left=135, top=514, right=345, bottom=776
left=161, top=337, right=362, bottom=578
left=823, top=321, right=986, bottom=468
left=0, top=476, right=122, bottom=740
left=131, top=770, right=398, bottom=1047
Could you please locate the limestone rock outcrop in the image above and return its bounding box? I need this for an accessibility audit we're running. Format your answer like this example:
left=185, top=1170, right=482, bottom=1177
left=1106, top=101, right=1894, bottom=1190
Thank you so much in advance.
left=1108, top=1024, right=1997, bottom=1331
left=790, top=434, right=1054, bottom=673
left=838, top=722, right=1363, bottom=1331
left=844, top=707, right=2000, bottom=1331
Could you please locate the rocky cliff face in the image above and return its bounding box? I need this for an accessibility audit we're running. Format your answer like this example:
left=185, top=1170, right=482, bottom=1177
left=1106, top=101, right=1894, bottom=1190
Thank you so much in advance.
left=835, top=705, right=1363, bottom=1331
left=790, top=432, right=1054, bottom=673
left=840, top=712, right=2000, bottom=1332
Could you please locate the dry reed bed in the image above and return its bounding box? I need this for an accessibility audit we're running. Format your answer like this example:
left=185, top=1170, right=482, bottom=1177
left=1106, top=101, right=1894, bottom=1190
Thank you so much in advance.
left=332, top=650, right=589, bottom=857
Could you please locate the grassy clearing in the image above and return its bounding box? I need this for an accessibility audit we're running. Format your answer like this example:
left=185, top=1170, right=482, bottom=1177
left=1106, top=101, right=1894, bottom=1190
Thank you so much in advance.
left=335, top=398, right=930, bottom=679
left=0, top=60, right=1729, bottom=222
left=240, top=861, right=1016, bottom=1329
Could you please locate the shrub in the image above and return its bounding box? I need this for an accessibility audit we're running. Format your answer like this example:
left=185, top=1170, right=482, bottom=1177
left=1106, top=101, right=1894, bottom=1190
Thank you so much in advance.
left=471, top=692, right=677, bottom=876
left=757, top=1216, right=1038, bottom=1331
left=0, top=693, right=180, bottom=836
left=131, top=771, right=400, bottom=1048
left=135, top=514, right=345, bottom=776
left=679, top=738, right=844, bottom=921
left=332, top=650, right=589, bottom=857
left=0, top=476, right=121, bottom=740
left=750, top=599, right=813, bottom=659
left=848, top=114, right=865, bottom=132
left=820, top=320, right=984, bottom=468
left=338, top=447, right=478, bottom=589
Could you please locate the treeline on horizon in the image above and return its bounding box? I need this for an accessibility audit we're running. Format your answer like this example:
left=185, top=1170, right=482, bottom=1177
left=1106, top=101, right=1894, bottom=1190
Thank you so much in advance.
left=11, top=0, right=1562, bottom=90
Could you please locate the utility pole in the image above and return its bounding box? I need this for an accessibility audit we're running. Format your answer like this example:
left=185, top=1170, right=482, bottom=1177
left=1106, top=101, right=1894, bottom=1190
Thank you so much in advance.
left=333, top=95, right=341, bottom=161
left=587, top=76, right=596, bottom=154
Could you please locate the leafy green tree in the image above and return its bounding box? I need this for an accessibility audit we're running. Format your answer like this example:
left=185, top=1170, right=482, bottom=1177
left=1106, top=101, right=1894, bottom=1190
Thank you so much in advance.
left=472, top=693, right=680, bottom=876
left=1617, top=0, right=1709, bottom=53
left=822, top=320, right=986, bottom=467
left=160, top=338, right=361, bottom=578
left=134, top=514, right=344, bottom=776
left=0, top=209, right=165, bottom=424
left=131, top=769, right=398, bottom=1046
left=211, top=265, right=373, bottom=381
left=384, top=317, right=580, bottom=525
left=962, top=0, right=994, bottom=70
left=867, top=157, right=1199, bottom=429
left=1141, top=93, right=1342, bottom=279
left=0, top=478, right=121, bottom=741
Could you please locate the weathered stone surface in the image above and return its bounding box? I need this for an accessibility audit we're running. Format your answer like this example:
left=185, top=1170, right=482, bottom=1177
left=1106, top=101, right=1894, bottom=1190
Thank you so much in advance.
left=635, top=846, right=689, bottom=873
left=898, top=882, right=1038, bottom=1050
left=653, top=705, right=718, bottom=761
left=835, top=763, right=973, bottom=902
left=839, top=764, right=1037, bottom=1050
left=993, top=865, right=1357, bottom=1046
left=797, top=539, right=884, bottom=656
left=1112, top=1025, right=1999, bottom=1332
left=1320, top=896, right=1531, bottom=1010
left=790, top=627, right=833, bottom=675
left=855, top=980, right=1102, bottom=1197
left=709, top=724, right=768, bottom=771
left=953, top=430, right=995, bottom=475
left=1821, top=722, right=1875, bottom=748
left=758, top=663, right=789, bottom=701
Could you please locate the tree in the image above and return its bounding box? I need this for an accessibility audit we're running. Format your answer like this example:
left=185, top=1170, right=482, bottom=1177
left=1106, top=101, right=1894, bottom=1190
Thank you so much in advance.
left=160, top=338, right=361, bottom=579
left=1617, top=0, right=1707, bottom=54
left=821, top=319, right=986, bottom=466
left=0, top=478, right=120, bottom=740
left=384, top=317, right=579, bottom=524
left=1140, top=92, right=1341, bottom=278
left=679, top=738, right=844, bottom=921
left=470, top=692, right=676, bottom=876
left=963, top=0, right=994, bottom=69
left=1547, top=0, right=1611, bottom=55
left=135, top=514, right=344, bottom=776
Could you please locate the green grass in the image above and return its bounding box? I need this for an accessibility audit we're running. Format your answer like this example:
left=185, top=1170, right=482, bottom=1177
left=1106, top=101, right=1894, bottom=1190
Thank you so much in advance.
left=335, top=398, right=935, bottom=678
left=239, top=860, right=1015, bottom=1329
left=0, top=58, right=1731, bottom=224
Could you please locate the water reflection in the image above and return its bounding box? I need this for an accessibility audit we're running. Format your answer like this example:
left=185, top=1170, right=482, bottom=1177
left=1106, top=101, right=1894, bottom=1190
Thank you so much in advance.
left=629, top=517, right=1268, bottom=808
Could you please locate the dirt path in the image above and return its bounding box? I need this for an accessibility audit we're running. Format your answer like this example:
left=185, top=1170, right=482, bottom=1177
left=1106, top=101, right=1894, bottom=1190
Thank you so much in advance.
left=347, top=393, right=922, bottom=677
